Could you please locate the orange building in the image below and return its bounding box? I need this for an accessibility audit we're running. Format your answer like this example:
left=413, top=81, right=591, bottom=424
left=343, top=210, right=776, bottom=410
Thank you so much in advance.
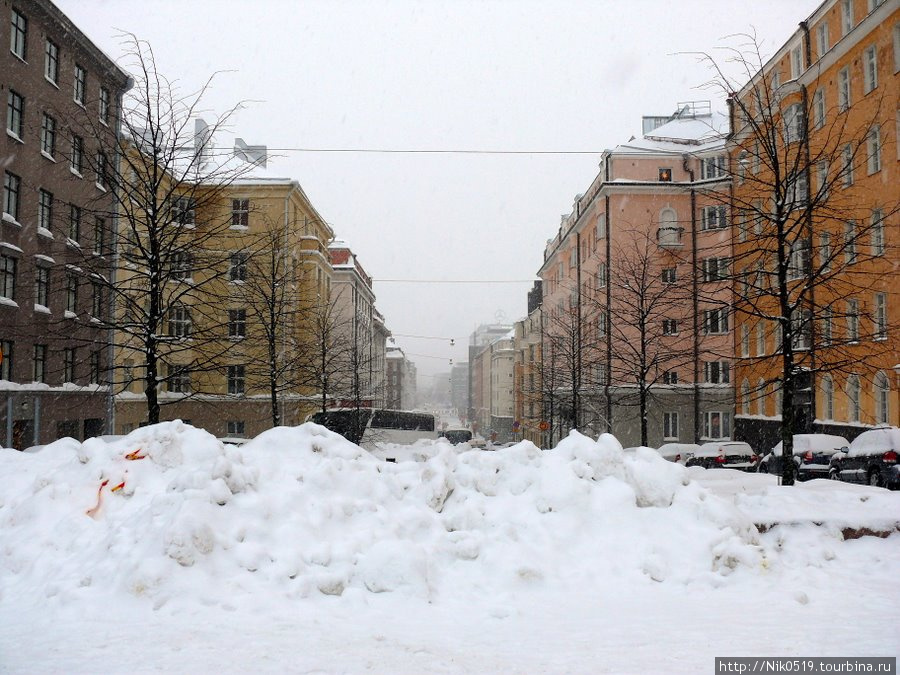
left=729, top=0, right=899, bottom=449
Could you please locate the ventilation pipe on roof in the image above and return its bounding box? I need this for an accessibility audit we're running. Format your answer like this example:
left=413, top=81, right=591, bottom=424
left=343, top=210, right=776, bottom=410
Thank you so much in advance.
left=193, top=118, right=212, bottom=171
left=234, top=138, right=267, bottom=168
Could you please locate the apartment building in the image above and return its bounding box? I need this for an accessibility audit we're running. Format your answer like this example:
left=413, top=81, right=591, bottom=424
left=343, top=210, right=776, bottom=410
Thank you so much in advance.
left=513, top=282, right=544, bottom=445
left=385, top=343, right=416, bottom=410
left=538, top=103, right=735, bottom=448
left=729, top=0, right=899, bottom=450
left=1, top=0, right=130, bottom=448
left=113, top=148, right=336, bottom=439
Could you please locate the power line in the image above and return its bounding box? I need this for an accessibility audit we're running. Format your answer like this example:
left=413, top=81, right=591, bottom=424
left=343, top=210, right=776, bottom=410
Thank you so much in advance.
left=263, top=147, right=604, bottom=156
left=375, top=279, right=536, bottom=284
left=392, top=333, right=457, bottom=342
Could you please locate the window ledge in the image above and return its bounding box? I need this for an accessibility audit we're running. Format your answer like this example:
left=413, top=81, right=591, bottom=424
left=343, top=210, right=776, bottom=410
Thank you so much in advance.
left=95, top=183, right=107, bottom=193
left=74, top=100, right=86, bottom=110
left=0, top=297, right=19, bottom=308
left=10, top=52, right=27, bottom=65
left=70, top=167, right=83, bottom=179
left=44, top=76, right=59, bottom=89
left=229, top=225, right=249, bottom=231
left=37, top=227, right=54, bottom=240
left=40, top=150, right=56, bottom=163
left=64, top=310, right=78, bottom=319
left=1, top=213, right=22, bottom=227
left=5, top=130, right=24, bottom=144
left=66, top=238, right=81, bottom=249
left=34, top=303, right=50, bottom=314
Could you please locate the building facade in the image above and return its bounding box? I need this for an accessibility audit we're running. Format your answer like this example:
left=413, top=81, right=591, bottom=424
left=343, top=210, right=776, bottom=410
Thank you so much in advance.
left=1, top=0, right=130, bottom=448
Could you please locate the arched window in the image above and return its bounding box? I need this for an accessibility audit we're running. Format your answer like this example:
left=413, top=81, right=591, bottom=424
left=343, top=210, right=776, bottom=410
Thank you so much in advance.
left=774, top=379, right=783, bottom=418
left=874, top=372, right=890, bottom=424
left=757, top=379, right=766, bottom=415
left=821, top=375, right=834, bottom=420
left=846, top=375, right=861, bottom=422
left=657, top=208, right=681, bottom=246
left=741, top=379, right=751, bottom=415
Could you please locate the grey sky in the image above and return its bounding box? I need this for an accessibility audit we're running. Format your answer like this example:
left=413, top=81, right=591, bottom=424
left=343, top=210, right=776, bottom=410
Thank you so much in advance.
left=55, top=0, right=820, bottom=383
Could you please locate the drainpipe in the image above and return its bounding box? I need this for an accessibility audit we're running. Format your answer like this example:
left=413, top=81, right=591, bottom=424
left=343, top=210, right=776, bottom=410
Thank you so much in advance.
left=683, top=154, right=700, bottom=443
left=604, top=153, right=612, bottom=433
left=575, top=229, right=582, bottom=432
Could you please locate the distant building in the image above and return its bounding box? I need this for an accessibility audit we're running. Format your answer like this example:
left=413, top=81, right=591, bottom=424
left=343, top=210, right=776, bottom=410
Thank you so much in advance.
left=450, top=362, right=469, bottom=421
left=467, top=323, right=513, bottom=428
left=385, top=344, right=416, bottom=410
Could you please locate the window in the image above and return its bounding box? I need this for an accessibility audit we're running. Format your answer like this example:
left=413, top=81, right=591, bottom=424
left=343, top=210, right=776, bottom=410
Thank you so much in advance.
left=844, top=221, right=857, bottom=264
left=229, top=252, right=247, bottom=281
left=91, top=282, right=103, bottom=318
left=737, top=151, right=747, bottom=184
left=741, top=325, right=750, bottom=358
left=168, top=304, right=192, bottom=338
left=95, top=151, right=107, bottom=189
left=44, top=39, right=60, bottom=84
left=701, top=155, right=727, bottom=179
left=0, top=340, right=12, bottom=380
left=89, top=351, right=101, bottom=385
left=597, top=311, right=607, bottom=338
left=227, top=421, right=246, bottom=437
left=702, top=257, right=730, bottom=282
left=704, top=361, right=731, bottom=384
left=867, top=125, right=881, bottom=174
left=596, top=213, right=606, bottom=239
left=167, top=364, right=191, bottom=394
left=895, top=23, right=900, bottom=72
left=812, top=90, right=825, bottom=129
left=741, top=380, right=751, bottom=415
left=701, top=205, right=728, bottom=230
left=815, top=160, right=828, bottom=200
left=3, top=172, right=20, bottom=221
left=704, top=308, right=729, bottom=334
left=38, top=190, right=53, bottom=233
left=1, top=254, right=17, bottom=300
left=847, top=299, right=859, bottom=342
left=228, top=309, right=246, bottom=338
left=819, top=232, right=832, bottom=273
left=658, top=167, right=672, bottom=182
left=663, top=370, right=678, bottom=385
left=169, top=251, right=192, bottom=280
left=816, top=21, right=830, bottom=59
left=790, top=45, right=803, bottom=79
left=69, top=205, right=81, bottom=242
left=791, top=309, right=812, bottom=350
left=863, top=45, right=878, bottom=93
left=662, top=319, right=678, bottom=336
left=40, top=115, right=56, bottom=158
left=33, top=345, right=46, bottom=383
left=7, top=90, right=24, bottom=139
left=842, top=144, right=854, bottom=186
left=74, top=65, right=86, bottom=105
left=10, top=8, right=26, bottom=60
left=596, top=263, right=607, bottom=289
left=70, top=135, right=83, bottom=175
left=663, top=412, right=678, bottom=440
left=662, top=267, right=676, bottom=284
left=93, top=217, right=106, bottom=255
left=757, top=379, right=766, bottom=415
left=846, top=375, right=861, bottom=422
left=174, top=197, right=196, bottom=225
left=65, top=272, right=78, bottom=313
left=874, top=372, right=890, bottom=425
left=34, top=266, right=48, bottom=307
left=99, top=88, right=110, bottom=125
left=227, top=365, right=245, bottom=395
left=873, top=292, right=887, bottom=340
left=702, top=411, right=731, bottom=439
left=787, top=238, right=810, bottom=280
left=657, top=208, right=681, bottom=246
left=871, top=209, right=885, bottom=256
left=63, top=348, right=75, bottom=383
left=838, top=67, right=851, bottom=111
left=842, top=0, right=855, bottom=35
left=822, top=376, right=834, bottom=419
left=231, top=199, right=249, bottom=228
left=822, top=307, right=833, bottom=346
left=783, top=103, right=804, bottom=144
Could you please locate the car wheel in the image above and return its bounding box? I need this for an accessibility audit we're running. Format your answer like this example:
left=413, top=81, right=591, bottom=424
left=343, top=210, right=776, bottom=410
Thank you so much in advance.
left=829, top=469, right=841, bottom=481
left=758, top=463, right=768, bottom=474
left=867, top=470, right=883, bottom=488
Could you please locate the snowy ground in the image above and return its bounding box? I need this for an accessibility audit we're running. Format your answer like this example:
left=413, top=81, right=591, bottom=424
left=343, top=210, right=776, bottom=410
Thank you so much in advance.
left=1, top=422, right=898, bottom=675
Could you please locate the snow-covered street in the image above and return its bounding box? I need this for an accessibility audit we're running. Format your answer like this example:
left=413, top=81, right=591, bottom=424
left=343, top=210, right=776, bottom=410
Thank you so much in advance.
left=1, top=422, right=897, bottom=674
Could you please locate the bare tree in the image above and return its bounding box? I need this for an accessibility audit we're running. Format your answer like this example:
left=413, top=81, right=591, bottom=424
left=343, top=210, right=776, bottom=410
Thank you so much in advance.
left=70, top=34, right=261, bottom=426
left=694, top=34, right=899, bottom=484
left=297, top=292, right=355, bottom=416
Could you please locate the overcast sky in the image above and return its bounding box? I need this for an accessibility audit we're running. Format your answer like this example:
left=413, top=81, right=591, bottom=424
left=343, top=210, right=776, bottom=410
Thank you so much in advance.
left=55, top=0, right=820, bottom=386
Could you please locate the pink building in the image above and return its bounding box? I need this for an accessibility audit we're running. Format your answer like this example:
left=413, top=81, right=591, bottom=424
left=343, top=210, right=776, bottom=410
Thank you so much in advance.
left=538, top=102, right=734, bottom=447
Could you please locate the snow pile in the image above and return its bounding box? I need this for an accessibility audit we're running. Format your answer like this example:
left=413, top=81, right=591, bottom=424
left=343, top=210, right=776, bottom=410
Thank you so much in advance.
left=1, top=423, right=766, bottom=609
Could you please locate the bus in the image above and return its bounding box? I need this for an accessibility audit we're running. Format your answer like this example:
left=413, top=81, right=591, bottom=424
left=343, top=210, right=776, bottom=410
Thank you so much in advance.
left=308, top=408, right=438, bottom=449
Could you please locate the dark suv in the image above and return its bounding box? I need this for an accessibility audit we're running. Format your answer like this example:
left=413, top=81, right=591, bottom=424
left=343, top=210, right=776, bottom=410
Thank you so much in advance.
left=829, top=426, right=900, bottom=489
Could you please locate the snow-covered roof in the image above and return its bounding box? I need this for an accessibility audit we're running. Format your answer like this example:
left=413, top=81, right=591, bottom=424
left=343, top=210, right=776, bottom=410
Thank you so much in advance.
left=613, top=111, right=729, bottom=155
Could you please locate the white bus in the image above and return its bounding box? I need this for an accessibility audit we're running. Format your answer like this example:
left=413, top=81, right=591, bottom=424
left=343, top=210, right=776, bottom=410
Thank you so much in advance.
left=308, top=408, right=438, bottom=449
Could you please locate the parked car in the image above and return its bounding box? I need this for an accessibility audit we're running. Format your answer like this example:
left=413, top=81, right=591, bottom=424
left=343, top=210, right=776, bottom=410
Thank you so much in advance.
left=829, top=426, right=900, bottom=489
left=686, top=441, right=758, bottom=471
left=656, top=443, right=701, bottom=465
left=757, top=433, right=849, bottom=480
left=439, top=428, right=473, bottom=445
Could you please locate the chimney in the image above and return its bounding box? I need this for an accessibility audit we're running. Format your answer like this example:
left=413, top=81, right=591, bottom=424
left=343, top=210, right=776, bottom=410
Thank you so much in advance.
left=194, top=118, right=212, bottom=170
left=234, top=138, right=267, bottom=168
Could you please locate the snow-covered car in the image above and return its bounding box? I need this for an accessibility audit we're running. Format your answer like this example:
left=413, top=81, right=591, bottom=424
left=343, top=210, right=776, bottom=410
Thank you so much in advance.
left=655, top=442, right=700, bottom=464
left=439, top=428, right=473, bottom=445
left=686, top=441, right=758, bottom=471
left=757, top=433, right=849, bottom=480
left=828, top=426, right=900, bottom=489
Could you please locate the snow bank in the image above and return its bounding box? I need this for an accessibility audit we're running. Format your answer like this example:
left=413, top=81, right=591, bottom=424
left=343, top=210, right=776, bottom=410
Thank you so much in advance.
left=1, top=423, right=769, bottom=610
